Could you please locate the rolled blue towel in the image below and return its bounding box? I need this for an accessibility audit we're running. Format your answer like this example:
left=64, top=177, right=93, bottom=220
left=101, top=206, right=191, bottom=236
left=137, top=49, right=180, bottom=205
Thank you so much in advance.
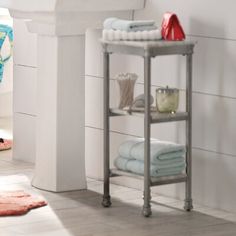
left=103, top=18, right=157, bottom=32
left=114, top=157, right=186, bottom=177
left=118, top=138, right=186, bottom=164
left=114, top=156, right=130, bottom=171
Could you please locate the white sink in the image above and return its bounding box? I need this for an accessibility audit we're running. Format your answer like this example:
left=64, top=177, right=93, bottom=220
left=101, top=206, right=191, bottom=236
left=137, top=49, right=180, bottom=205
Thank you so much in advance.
left=0, top=0, right=144, bottom=12
left=0, top=0, right=145, bottom=192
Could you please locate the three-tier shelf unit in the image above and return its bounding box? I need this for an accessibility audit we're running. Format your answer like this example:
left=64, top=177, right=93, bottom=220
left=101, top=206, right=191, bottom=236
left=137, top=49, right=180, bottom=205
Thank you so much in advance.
left=101, top=39, right=196, bottom=217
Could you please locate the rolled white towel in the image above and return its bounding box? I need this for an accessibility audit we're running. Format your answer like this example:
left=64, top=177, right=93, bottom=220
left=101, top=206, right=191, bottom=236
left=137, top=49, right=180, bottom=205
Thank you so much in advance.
left=103, top=29, right=162, bottom=41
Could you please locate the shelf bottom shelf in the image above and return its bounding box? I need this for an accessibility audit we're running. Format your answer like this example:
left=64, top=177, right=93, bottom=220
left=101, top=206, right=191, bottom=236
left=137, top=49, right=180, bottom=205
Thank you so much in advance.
left=110, top=169, right=187, bottom=186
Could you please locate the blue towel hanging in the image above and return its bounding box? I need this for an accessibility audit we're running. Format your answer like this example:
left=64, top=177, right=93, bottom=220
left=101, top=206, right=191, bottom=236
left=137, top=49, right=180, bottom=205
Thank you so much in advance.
left=0, top=24, right=13, bottom=83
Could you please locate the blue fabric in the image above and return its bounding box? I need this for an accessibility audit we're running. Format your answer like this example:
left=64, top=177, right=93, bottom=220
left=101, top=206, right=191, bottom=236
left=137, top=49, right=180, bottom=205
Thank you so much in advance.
left=118, top=138, right=186, bottom=164
left=114, top=156, right=186, bottom=177
left=0, top=63, right=4, bottom=82
left=103, top=18, right=157, bottom=32
left=0, top=24, right=13, bottom=82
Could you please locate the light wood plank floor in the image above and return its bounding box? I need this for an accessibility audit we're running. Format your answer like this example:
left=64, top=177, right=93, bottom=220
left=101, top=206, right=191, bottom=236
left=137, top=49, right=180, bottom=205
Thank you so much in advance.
left=1, top=149, right=236, bottom=236
left=1, top=118, right=236, bottom=236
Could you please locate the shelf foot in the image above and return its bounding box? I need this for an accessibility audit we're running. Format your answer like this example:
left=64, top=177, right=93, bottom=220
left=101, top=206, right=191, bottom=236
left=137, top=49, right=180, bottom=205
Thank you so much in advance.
left=102, top=195, right=112, bottom=208
left=184, top=199, right=193, bottom=211
left=142, top=206, right=152, bottom=217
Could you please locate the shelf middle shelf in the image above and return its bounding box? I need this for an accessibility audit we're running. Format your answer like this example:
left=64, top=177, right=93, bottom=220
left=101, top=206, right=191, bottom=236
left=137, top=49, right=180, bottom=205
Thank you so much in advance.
left=110, top=108, right=188, bottom=124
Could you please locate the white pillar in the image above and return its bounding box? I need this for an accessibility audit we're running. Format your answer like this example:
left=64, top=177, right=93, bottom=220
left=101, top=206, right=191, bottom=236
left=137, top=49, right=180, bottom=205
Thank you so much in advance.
left=3, top=2, right=143, bottom=192
left=32, top=34, right=87, bottom=191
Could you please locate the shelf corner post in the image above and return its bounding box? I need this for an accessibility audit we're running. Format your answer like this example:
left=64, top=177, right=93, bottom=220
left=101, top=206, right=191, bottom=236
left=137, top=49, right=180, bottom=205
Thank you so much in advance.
left=142, top=53, right=152, bottom=217
left=102, top=45, right=112, bottom=208
left=184, top=52, right=193, bottom=211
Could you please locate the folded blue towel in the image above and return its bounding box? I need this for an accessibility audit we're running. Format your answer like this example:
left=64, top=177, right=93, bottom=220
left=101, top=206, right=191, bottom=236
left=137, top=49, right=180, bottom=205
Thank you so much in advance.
left=118, top=138, right=186, bottom=164
left=115, top=156, right=185, bottom=170
left=103, top=18, right=157, bottom=32
left=114, top=157, right=185, bottom=177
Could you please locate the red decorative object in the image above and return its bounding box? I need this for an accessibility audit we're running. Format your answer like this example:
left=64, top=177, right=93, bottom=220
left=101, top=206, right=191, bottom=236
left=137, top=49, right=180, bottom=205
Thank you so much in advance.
left=0, top=191, right=47, bottom=216
left=161, top=12, right=186, bottom=41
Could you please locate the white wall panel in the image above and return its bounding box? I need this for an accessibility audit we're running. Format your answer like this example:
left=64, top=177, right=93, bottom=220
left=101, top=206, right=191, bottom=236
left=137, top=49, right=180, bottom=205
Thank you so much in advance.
left=0, top=92, right=12, bottom=117
left=135, top=0, right=236, bottom=40
left=13, top=65, right=37, bottom=115
left=191, top=36, right=236, bottom=98
left=192, top=93, right=236, bottom=156
left=13, top=113, right=36, bottom=163
left=85, top=29, right=136, bottom=79
left=191, top=149, right=236, bottom=213
left=85, top=127, right=138, bottom=180
left=13, top=19, right=37, bottom=67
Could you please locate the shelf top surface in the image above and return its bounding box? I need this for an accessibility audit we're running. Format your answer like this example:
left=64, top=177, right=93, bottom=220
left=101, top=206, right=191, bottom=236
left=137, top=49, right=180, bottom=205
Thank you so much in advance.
left=102, top=39, right=195, bottom=48
left=101, top=39, right=196, bottom=56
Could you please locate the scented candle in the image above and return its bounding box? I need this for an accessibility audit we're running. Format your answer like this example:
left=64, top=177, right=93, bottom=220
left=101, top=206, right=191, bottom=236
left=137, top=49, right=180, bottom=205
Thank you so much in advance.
left=156, top=87, right=179, bottom=113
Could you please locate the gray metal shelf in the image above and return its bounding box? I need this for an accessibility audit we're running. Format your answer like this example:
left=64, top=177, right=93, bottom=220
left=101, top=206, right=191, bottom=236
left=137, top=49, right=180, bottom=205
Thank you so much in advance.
left=101, top=39, right=196, bottom=217
left=102, top=40, right=194, bottom=57
left=110, top=169, right=187, bottom=187
left=110, top=108, right=189, bottom=123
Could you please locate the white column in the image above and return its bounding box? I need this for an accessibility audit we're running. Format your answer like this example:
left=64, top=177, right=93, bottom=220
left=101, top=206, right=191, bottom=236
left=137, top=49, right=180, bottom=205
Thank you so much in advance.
left=5, top=4, right=140, bottom=192
left=32, top=34, right=87, bottom=192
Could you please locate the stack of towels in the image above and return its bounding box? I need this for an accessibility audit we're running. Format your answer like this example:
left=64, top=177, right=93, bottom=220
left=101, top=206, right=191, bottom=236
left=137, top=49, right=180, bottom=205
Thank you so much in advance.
left=114, top=138, right=186, bottom=177
left=103, top=17, right=162, bottom=41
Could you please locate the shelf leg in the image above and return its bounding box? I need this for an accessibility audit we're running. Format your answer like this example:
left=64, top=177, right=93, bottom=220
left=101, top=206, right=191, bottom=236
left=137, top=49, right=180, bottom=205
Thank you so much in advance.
left=184, top=53, right=193, bottom=212
left=102, top=51, right=112, bottom=208
left=142, top=55, right=152, bottom=217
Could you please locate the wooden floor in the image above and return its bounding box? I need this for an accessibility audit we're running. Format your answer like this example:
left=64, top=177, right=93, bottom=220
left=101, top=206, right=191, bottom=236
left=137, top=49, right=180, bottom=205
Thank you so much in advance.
left=1, top=150, right=236, bottom=236
left=1, top=119, right=236, bottom=235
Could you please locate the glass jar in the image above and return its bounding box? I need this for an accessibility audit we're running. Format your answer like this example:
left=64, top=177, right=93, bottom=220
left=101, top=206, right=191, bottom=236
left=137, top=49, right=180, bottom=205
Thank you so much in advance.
left=156, top=86, right=179, bottom=113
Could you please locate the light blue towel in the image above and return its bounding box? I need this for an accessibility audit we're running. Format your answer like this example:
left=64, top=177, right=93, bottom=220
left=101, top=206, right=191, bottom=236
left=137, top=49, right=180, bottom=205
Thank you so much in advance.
left=103, top=18, right=157, bottom=32
left=115, top=156, right=185, bottom=170
left=118, top=138, right=186, bottom=164
left=114, top=157, right=186, bottom=177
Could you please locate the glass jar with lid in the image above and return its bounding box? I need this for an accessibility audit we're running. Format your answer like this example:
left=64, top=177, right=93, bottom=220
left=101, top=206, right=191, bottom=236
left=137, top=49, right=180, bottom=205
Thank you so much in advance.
left=156, top=86, right=179, bottom=113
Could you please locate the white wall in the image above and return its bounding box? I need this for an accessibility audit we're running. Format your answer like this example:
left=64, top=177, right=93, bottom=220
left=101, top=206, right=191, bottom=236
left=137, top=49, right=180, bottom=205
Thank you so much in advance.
left=0, top=8, right=13, bottom=117
left=12, top=18, right=37, bottom=163
left=11, top=1, right=236, bottom=213
left=85, top=1, right=236, bottom=213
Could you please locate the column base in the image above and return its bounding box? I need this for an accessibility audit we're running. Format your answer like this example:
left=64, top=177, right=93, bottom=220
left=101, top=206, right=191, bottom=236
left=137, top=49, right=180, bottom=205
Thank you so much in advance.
left=184, top=199, right=193, bottom=211
left=142, top=206, right=152, bottom=217
left=102, top=195, right=112, bottom=208
left=31, top=176, right=87, bottom=193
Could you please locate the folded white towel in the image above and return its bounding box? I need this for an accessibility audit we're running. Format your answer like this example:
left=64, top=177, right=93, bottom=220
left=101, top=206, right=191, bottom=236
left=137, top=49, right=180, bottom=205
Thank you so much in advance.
left=103, top=18, right=157, bottom=32
left=103, top=29, right=162, bottom=41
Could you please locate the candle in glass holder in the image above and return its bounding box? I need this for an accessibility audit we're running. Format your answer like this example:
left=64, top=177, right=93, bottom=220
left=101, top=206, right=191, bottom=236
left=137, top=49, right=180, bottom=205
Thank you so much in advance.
left=156, top=86, right=179, bottom=113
